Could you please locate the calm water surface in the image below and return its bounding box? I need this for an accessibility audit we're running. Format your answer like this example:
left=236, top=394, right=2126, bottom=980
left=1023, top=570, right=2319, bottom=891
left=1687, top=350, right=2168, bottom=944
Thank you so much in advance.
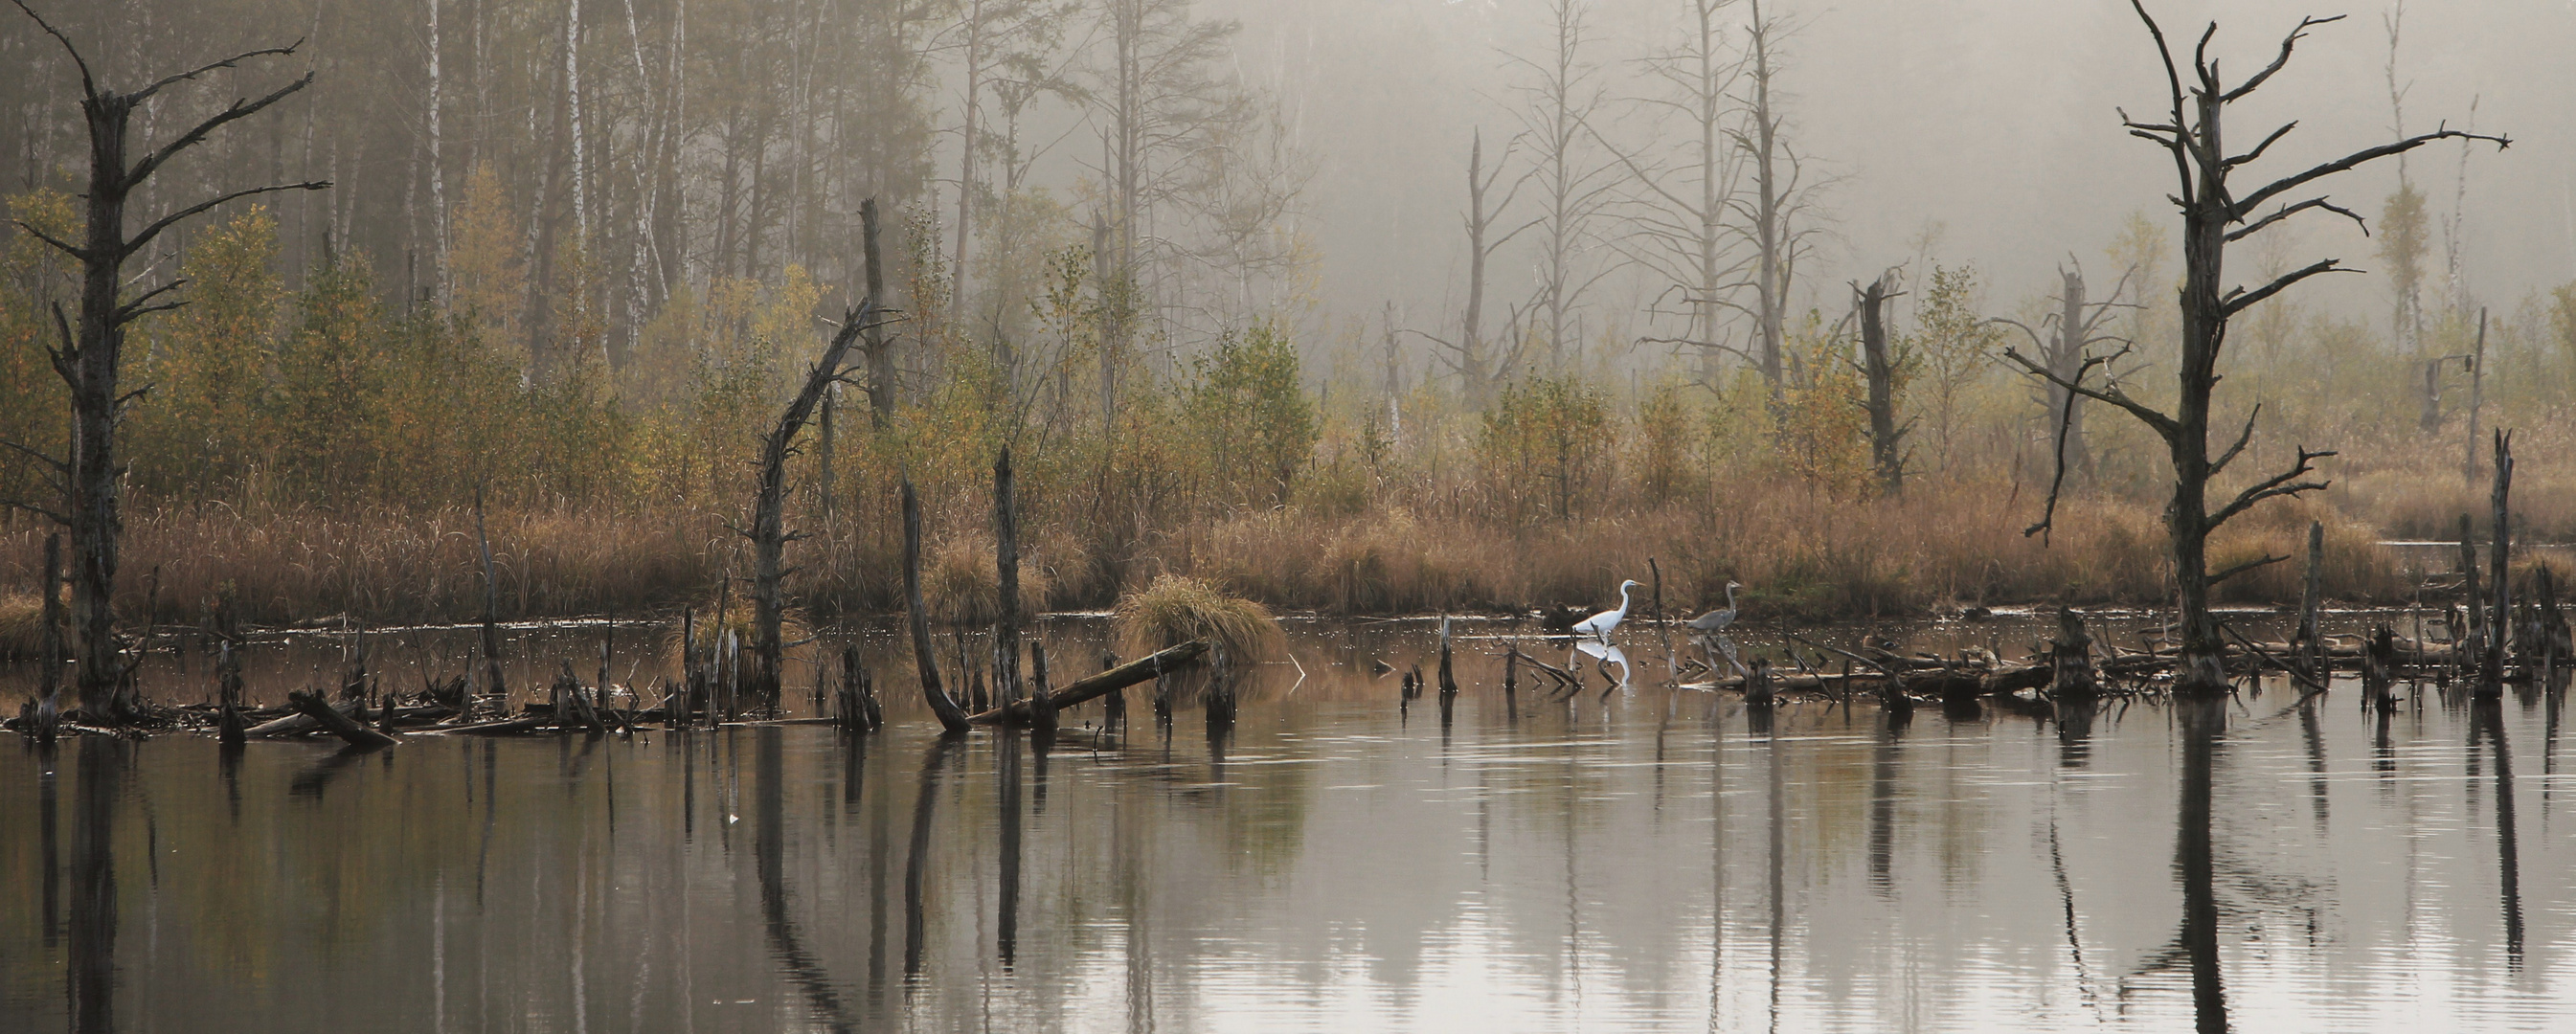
left=1, top=618, right=2570, bottom=1032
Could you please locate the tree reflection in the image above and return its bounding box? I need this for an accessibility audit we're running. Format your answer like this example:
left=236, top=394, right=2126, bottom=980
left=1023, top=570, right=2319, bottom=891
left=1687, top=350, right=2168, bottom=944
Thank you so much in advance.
left=2471, top=699, right=2523, bottom=970
left=754, top=728, right=857, bottom=1031
left=70, top=737, right=124, bottom=1034
left=2177, top=696, right=2226, bottom=1033
left=903, top=736, right=959, bottom=982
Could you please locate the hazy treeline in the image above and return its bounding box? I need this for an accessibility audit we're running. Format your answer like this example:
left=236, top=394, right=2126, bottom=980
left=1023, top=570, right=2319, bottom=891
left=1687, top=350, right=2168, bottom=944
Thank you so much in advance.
left=0, top=0, right=2570, bottom=627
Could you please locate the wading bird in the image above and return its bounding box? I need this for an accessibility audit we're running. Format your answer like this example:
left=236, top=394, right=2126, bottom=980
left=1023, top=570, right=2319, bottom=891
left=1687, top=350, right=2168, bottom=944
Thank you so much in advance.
left=1686, top=581, right=1746, bottom=635
left=1573, top=579, right=1643, bottom=641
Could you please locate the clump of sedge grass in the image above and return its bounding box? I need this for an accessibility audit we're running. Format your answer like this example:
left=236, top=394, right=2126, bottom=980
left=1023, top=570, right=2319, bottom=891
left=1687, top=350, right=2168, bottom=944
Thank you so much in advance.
left=1113, top=573, right=1281, bottom=662
left=0, top=593, right=40, bottom=662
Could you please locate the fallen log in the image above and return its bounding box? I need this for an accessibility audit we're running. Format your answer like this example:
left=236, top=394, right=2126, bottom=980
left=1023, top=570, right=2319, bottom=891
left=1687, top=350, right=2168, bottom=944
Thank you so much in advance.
left=287, top=690, right=398, bottom=750
left=967, top=641, right=1209, bottom=726
left=246, top=698, right=359, bottom=739
left=434, top=716, right=550, bottom=736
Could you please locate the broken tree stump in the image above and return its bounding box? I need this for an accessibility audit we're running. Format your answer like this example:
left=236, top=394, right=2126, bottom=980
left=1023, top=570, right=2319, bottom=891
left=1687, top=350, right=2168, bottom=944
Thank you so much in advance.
left=2050, top=606, right=2099, bottom=702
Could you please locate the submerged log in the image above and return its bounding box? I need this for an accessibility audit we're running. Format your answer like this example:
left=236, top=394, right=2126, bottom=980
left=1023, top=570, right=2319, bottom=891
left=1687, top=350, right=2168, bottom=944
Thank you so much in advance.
left=286, top=690, right=397, bottom=750
left=967, top=641, right=1209, bottom=726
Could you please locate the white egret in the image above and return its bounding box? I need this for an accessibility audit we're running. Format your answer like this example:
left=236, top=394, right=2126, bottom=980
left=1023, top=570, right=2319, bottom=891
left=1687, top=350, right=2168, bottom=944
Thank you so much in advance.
left=1572, top=579, right=1643, bottom=641
left=1686, top=581, right=1746, bottom=634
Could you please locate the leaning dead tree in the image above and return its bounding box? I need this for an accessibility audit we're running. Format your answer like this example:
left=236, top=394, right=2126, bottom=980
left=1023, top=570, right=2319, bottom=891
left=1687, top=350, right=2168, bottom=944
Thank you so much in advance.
left=5, top=4, right=328, bottom=719
left=744, top=203, right=887, bottom=709
left=2008, top=3, right=2507, bottom=695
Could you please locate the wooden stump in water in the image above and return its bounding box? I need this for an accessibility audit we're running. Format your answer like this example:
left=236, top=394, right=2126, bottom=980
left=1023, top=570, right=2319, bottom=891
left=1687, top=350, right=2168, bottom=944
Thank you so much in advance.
left=1746, top=658, right=1775, bottom=708
left=2362, top=625, right=2398, bottom=712
left=1028, top=642, right=1057, bottom=740
left=2049, top=607, right=2099, bottom=702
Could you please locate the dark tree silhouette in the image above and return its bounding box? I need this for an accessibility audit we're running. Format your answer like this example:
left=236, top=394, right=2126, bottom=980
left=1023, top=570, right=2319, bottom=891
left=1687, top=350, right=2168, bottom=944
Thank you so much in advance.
left=5, top=2, right=328, bottom=718
left=2008, top=2, right=2507, bottom=695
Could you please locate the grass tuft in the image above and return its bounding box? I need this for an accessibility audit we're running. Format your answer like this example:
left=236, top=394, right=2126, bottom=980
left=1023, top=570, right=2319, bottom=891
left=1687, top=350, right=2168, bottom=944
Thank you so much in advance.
left=1113, top=573, right=1281, bottom=662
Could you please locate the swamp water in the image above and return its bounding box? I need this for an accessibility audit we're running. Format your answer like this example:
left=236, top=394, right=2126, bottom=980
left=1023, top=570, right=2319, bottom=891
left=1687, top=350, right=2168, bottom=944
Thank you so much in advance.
left=1, top=616, right=2571, bottom=1032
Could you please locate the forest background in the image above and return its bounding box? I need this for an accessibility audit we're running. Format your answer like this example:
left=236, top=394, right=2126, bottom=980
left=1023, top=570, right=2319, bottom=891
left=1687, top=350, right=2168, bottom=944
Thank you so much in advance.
left=2, top=0, right=2572, bottom=632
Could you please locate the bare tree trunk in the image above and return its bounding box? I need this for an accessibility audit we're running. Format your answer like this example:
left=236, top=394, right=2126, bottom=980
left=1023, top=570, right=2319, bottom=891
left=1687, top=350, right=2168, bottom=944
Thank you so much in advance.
left=2044, top=270, right=2095, bottom=479
left=1857, top=274, right=1905, bottom=492
left=2294, top=520, right=2324, bottom=684
left=2486, top=430, right=2513, bottom=691
left=951, top=0, right=985, bottom=330
left=860, top=198, right=894, bottom=428
left=992, top=447, right=1021, bottom=705
left=1745, top=0, right=1786, bottom=393
left=2464, top=307, right=2487, bottom=483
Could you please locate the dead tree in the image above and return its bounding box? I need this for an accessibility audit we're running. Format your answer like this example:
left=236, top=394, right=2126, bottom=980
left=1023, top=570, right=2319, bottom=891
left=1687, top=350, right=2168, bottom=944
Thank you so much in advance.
left=1729, top=0, right=1824, bottom=396
left=902, top=481, right=971, bottom=733
left=2484, top=430, right=2512, bottom=691
left=2294, top=520, right=2325, bottom=685
left=858, top=198, right=896, bottom=429
left=1507, top=0, right=1619, bottom=369
left=1422, top=129, right=1528, bottom=405
left=744, top=285, right=878, bottom=712
left=1997, top=267, right=2132, bottom=488
left=991, top=447, right=1022, bottom=706
left=1854, top=273, right=1909, bottom=492
left=2009, top=4, right=2507, bottom=694
left=4, top=5, right=328, bottom=719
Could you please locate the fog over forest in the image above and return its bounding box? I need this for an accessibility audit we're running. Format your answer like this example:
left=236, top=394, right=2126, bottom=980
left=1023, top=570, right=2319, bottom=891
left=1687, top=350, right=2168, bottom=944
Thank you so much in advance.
left=1211, top=0, right=2573, bottom=363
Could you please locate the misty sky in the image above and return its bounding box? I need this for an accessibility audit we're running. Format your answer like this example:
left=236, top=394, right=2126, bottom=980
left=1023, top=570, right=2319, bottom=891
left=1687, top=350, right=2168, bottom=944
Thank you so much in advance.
left=1179, top=0, right=2574, bottom=351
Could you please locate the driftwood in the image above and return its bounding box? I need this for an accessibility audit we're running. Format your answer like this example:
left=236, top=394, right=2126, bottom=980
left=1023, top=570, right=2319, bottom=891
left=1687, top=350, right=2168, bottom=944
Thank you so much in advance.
left=286, top=690, right=397, bottom=750
left=968, top=641, right=1209, bottom=726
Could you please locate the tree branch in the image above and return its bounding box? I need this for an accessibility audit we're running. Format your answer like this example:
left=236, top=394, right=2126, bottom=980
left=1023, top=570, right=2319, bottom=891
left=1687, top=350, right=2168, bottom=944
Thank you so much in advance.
left=2226, top=196, right=2363, bottom=243
left=2223, top=258, right=2355, bottom=318
left=2207, top=553, right=2290, bottom=587
left=113, top=278, right=188, bottom=323
left=0, top=437, right=66, bottom=473
left=124, top=71, right=319, bottom=192
left=2226, top=121, right=2298, bottom=168
left=2234, top=126, right=2511, bottom=217
left=123, top=181, right=332, bottom=259
left=7, top=0, right=95, bottom=101
left=128, top=41, right=305, bottom=103
left=12, top=219, right=89, bottom=261
left=2209, top=446, right=2336, bottom=528
left=2208, top=403, right=2261, bottom=477
left=2221, top=15, right=2342, bottom=102
left=2002, top=346, right=2179, bottom=443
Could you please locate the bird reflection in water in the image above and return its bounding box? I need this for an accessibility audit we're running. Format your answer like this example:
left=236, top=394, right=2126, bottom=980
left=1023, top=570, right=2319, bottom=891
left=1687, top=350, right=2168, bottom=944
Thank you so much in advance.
left=1571, top=638, right=1632, bottom=689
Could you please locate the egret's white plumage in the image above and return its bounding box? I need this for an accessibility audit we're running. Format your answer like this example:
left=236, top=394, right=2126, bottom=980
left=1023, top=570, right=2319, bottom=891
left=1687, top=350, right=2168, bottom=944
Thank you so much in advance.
left=1573, top=579, right=1642, bottom=641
